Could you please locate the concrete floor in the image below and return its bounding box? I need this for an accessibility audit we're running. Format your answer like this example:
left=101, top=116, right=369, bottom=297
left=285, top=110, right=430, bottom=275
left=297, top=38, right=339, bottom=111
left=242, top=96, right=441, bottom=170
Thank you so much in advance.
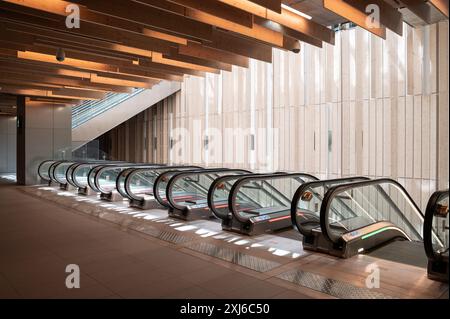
left=0, top=180, right=311, bottom=299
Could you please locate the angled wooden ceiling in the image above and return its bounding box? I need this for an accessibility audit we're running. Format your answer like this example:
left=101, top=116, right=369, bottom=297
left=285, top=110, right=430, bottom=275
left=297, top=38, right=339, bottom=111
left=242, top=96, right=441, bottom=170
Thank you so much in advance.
left=0, top=0, right=448, bottom=114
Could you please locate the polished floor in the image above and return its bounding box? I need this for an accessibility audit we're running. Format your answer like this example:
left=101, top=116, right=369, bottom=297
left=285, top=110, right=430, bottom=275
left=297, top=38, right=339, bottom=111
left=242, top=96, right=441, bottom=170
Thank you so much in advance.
left=0, top=178, right=448, bottom=299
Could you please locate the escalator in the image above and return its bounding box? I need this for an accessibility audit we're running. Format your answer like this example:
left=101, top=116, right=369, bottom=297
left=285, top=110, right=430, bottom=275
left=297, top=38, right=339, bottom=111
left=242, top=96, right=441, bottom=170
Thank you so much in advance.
left=166, top=168, right=251, bottom=220
left=291, top=177, right=371, bottom=254
left=69, top=161, right=124, bottom=195
left=37, top=160, right=59, bottom=185
left=153, top=168, right=210, bottom=209
left=222, top=173, right=318, bottom=235
left=117, top=165, right=202, bottom=209
left=424, top=189, right=449, bottom=282
left=298, top=178, right=442, bottom=266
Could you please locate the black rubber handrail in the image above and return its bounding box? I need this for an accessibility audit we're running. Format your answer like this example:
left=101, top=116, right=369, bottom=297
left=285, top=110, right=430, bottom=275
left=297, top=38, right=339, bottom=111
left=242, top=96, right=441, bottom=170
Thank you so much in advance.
left=166, top=169, right=251, bottom=211
left=49, top=160, right=72, bottom=183
left=65, top=162, right=82, bottom=187
left=87, top=162, right=141, bottom=192
left=290, top=177, right=370, bottom=237
left=71, top=161, right=119, bottom=188
left=120, top=165, right=201, bottom=201
left=37, top=160, right=57, bottom=182
left=153, top=168, right=207, bottom=208
left=208, top=173, right=264, bottom=220
left=229, top=173, right=319, bottom=224
left=424, top=189, right=448, bottom=261
left=87, top=164, right=112, bottom=192
left=94, top=163, right=162, bottom=195
left=319, top=178, right=424, bottom=244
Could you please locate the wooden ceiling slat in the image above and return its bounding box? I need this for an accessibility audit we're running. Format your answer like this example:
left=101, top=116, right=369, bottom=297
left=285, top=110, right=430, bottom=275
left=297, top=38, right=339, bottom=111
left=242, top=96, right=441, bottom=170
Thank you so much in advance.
left=0, top=84, right=103, bottom=100
left=5, top=49, right=179, bottom=81
left=249, top=0, right=282, bottom=13
left=0, top=56, right=164, bottom=89
left=0, top=69, right=133, bottom=93
left=208, top=29, right=273, bottom=63
left=137, top=58, right=206, bottom=77
left=178, top=42, right=249, bottom=68
left=343, top=0, right=403, bottom=36
left=0, top=19, right=154, bottom=58
left=167, top=0, right=254, bottom=28
left=218, top=0, right=334, bottom=44
left=0, top=2, right=174, bottom=54
left=151, top=52, right=219, bottom=74
left=144, top=0, right=300, bottom=51
left=400, top=0, right=433, bottom=24
left=254, top=16, right=322, bottom=47
left=165, top=47, right=233, bottom=72
left=429, top=0, right=449, bottom=18
left=70, top=0, right=213, bottom=42
left=323, top=0, right=386, bottom=38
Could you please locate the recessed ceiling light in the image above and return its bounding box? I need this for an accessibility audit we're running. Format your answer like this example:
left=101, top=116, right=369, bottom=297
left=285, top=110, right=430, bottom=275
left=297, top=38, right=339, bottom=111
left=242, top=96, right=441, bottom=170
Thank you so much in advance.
left=281, top=4, right=312, bottom=20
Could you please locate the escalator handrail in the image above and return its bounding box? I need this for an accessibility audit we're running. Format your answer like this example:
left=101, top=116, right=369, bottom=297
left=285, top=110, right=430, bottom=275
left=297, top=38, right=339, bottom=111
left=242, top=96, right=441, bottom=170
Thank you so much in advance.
left=37, top=160, right=57, bottom=182
left=120, top=165, right=202, bottom=201
left=49, top=160, right=73, bottom=183
left=54, top=161, right=79, bottom=185
left=116, top=167, right=138, bottom=199
left=166, top=168, right=251, bottom=211
left=319, top=178, right=424, bottom=244
left=290, top=176, right=371, bottom=237
left=70, top=162, right=90, bottom=188
left=87, top=164, right=113, bottom=192
left=48, top=160, right=65, bottom=183
left=208, top=173, right=265, bottom=220
left=424, top=189, right=449, bottom=261
left=153, top=168, right=208, bottom=208
left=72, top=161, right=122, bottom=189
left=208, top=172, right=288, bottom=220
left=87, top=162, right=139, bottom=192
left=65, top=162, right=82, bottom=187
left=94, top=163, right=161, bottom=195
left=229, top=173, right=319, bottom=224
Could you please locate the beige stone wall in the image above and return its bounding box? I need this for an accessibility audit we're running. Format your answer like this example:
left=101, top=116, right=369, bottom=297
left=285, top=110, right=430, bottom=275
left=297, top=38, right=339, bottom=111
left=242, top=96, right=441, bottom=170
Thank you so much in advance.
left=108, top=21, right=449, bottom=211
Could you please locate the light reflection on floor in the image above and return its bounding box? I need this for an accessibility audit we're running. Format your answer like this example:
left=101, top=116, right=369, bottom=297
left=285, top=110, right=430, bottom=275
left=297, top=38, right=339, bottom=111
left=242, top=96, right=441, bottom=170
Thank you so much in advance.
left=0, top=173, right=16, bottom=182
left=33, top=185, right=307, bottom=260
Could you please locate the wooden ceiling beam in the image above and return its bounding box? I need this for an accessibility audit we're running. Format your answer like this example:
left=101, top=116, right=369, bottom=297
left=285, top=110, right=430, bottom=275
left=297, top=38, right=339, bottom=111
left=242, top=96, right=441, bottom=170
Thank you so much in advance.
left=69, top=0, right=213, bottom=42
left=343, top=0, right=403, bottom=36
left=151, top=52, right=219, bottom=73
left=0, top=79, right=69, bottom=92
left=254, top=16, right=322, bottom=48
left=0, top=30, right=141, bottom=67
left=137, top=58, right=206, bottom=77
left=178, top=41, right=249, bottom=68
left=5, top=47, right=185, bottom=81
left=29, top=96, right=80, bottom=105
left=249, top=0, right=282, bottom=13
left=165, top=47, right=233, bottom=72
left=0, top=19, right=154, bottom=59
left=208, top=29, right=273, bottom=63
left=400, top=0, right=433, bottom=24
left=136, top=0, right=298, bottom=52
left=323, top=0, right=386, bottom=38
left=429, top=0, right=449, bottom=18
left=0, top=84, right=102, bottom=100
left=0, top=58, right=155, bottom=86
left=218, top=0, right=334, bottom=44
left=8, top=84, right=104, bottom=99
left=0, top=68, right=134, bottom=93
left=0, top=2, right=175, bottom=53
left=166, top=0, right=253, bottom=28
